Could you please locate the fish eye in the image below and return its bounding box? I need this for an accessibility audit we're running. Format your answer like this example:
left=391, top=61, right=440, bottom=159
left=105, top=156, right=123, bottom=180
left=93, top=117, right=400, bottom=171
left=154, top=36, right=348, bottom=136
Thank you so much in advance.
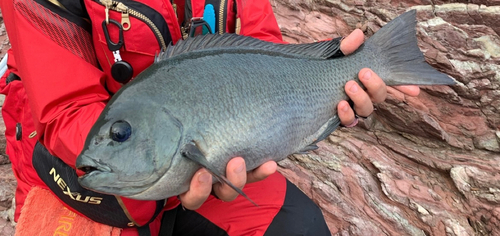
left=110, top=120, right=132, bottom=142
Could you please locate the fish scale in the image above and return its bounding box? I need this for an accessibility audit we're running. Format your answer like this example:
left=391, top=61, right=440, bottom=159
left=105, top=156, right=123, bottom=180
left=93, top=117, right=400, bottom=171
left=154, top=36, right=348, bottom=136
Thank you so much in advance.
left=100, top=53, right=363, bottom=191
left=76, top=10, right=455, bottom=200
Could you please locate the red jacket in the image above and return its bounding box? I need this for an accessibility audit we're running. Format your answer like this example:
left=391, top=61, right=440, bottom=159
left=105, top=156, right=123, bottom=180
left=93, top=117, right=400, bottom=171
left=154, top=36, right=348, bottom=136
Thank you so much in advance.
left=0, top=0, right=282, bottom=235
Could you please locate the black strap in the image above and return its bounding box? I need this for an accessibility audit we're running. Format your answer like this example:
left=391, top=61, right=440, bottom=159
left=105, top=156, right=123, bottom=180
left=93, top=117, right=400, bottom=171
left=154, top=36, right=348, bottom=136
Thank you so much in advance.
left=159, top=206, right=178, bottom=236
left=32, top=142, right=165, bottom=228
left=138, top=225, right=152, bottom=236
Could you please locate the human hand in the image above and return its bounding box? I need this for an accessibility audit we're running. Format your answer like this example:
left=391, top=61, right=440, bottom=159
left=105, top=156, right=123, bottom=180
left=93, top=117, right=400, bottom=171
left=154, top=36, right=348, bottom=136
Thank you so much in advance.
left=337, top=29, right=420, bottom=126
left=179, top=157, right=277, bottom=210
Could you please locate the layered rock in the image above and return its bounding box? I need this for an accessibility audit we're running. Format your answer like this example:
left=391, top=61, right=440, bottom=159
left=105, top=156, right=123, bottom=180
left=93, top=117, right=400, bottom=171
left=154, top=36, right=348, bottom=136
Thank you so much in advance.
left=273, top=1, right=500, bottom=235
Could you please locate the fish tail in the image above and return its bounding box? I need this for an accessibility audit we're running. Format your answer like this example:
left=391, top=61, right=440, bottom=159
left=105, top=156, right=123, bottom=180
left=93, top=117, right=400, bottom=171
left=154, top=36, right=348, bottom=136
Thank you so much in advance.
left=364, top=10, right=455, bottom=86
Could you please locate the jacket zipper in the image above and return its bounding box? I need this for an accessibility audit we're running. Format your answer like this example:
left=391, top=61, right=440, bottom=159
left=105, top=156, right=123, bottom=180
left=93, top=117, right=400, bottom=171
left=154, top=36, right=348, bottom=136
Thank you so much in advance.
left=47, top=0, right=67, bottom=11
left=218, top=0, right=226, bottom=34
left=99, top=0, right=168, bottom=51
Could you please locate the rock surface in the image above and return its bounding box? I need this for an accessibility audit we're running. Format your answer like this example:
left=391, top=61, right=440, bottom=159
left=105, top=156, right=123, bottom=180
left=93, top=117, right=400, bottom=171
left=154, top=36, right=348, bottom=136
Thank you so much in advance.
left=272, top=1, right=500, bottom=235
left=0, top=164, right=15, bottom=236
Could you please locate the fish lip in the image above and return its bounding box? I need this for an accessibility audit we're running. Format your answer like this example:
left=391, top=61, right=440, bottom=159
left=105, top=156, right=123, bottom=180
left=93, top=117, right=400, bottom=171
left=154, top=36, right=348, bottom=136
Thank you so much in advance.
left=77, top=169, right=155, bottom=198
left=76, top=154, right=160, bottom=198
left=76, top=155, right=112, bottom=175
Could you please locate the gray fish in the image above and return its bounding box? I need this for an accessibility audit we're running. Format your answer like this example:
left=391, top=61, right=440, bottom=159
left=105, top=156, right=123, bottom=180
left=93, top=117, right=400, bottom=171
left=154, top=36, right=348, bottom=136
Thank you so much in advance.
left=76, top=10, right=455, bottom=201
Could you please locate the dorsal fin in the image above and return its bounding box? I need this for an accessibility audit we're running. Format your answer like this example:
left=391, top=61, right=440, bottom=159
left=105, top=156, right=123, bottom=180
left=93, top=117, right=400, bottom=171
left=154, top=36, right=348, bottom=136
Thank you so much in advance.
left=156, top=34, right=342, bottom=62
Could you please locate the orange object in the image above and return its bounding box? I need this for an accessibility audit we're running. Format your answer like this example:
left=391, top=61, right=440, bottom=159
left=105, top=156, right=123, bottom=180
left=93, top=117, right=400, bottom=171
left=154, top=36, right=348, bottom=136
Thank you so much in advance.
left=15, top=187, right=121, bottom=236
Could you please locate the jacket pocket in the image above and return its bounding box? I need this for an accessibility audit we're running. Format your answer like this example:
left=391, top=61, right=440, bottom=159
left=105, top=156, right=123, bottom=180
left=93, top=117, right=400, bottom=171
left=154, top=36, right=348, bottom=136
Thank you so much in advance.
left=85, top=0, right=181, bottom=92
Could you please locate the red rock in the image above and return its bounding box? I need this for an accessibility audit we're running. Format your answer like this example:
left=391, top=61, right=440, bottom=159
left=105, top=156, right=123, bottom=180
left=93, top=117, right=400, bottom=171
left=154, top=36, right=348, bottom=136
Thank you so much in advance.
left=0, top=217, right=15, bottom=236
left=274, top=1, right=500, bottom=235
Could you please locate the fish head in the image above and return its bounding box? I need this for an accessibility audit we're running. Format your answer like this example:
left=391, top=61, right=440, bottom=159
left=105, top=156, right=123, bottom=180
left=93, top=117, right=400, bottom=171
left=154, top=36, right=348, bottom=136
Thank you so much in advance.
left=76, top=99, right=183, bottom=199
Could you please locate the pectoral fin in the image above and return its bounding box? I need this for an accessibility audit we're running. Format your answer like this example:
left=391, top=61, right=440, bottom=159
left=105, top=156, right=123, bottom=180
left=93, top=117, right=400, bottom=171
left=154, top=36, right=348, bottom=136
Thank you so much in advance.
left=181, top=142, right=257, bottom=206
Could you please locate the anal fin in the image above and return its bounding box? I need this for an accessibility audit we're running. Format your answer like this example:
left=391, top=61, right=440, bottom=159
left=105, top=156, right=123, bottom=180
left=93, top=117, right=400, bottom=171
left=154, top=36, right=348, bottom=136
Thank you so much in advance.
left=314, top=116, right=341, bottom=144
left=296, top=144, right=319, bottom=154
left=296, top=116, right=341, bottom=155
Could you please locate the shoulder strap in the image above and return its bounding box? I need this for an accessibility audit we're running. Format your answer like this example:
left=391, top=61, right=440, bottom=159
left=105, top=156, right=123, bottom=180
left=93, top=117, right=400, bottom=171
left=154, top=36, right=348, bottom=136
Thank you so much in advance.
left=32, top=142, right=165, bottom=229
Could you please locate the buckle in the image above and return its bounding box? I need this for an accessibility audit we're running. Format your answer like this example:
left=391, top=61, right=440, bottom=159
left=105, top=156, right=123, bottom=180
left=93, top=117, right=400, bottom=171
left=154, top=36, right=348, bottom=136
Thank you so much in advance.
left=189, top=17, right=213, bottom=37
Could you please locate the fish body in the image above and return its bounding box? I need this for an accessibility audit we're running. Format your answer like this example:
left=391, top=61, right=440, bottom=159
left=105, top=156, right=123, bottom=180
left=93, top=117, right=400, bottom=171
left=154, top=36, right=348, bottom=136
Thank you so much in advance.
left=76, top=10, right=455, bottom=200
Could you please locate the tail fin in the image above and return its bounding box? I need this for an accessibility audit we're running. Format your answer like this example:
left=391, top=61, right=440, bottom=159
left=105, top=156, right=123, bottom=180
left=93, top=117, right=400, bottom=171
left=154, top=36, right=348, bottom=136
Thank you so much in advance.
left=365, top=10, right=455, bottom=86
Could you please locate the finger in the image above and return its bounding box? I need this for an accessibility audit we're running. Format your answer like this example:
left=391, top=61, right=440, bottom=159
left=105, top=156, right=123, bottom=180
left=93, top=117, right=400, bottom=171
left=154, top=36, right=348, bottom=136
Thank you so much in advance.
left=178, top=169, right=212, bottom=210
left=337, top=100, right=356, bottom=126
left=393, top=85, right=420, bottom=97
left=340, top=29, right=365, bottom=55
left=213, top=157, right=246, bottom=202
left=358, top=68, right=387, bottom=104
left=247, top=161, right=277, bottom=183
left=345, top=80, right=373, bottom=118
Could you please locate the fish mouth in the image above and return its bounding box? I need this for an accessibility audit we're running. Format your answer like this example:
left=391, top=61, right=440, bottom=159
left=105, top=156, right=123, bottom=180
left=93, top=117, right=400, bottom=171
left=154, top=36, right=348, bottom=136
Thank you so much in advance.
left=76, top=155, right=158, bottom=197
left=79, top=165, right=99, bottom=175
left=76, top=155, right=112, bottom=176
left=77, top=168, right=154, bottom=197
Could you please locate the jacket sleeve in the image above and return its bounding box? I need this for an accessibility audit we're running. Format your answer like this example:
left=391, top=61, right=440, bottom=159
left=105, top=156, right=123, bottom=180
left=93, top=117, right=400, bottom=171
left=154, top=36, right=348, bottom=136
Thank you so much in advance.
left=1, top=0, right=109, bottom=169
left=237, top=0, right=284, bottom=43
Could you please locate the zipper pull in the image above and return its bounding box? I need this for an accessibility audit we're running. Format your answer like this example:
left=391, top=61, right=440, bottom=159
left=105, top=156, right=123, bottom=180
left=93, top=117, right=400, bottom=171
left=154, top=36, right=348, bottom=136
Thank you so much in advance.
left=101, top=0, right=112, bottom=24
left=105, top=6, right=110, bottom=24
left=121, top=12, right=131, bottom=30
left=116, top=2, right=131, bottom=30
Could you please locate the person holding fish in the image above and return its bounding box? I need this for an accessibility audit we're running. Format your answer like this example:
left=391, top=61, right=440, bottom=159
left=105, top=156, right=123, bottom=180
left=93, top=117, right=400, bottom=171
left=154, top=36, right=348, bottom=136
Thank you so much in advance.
left=0, top=0, right=421, bottom=235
